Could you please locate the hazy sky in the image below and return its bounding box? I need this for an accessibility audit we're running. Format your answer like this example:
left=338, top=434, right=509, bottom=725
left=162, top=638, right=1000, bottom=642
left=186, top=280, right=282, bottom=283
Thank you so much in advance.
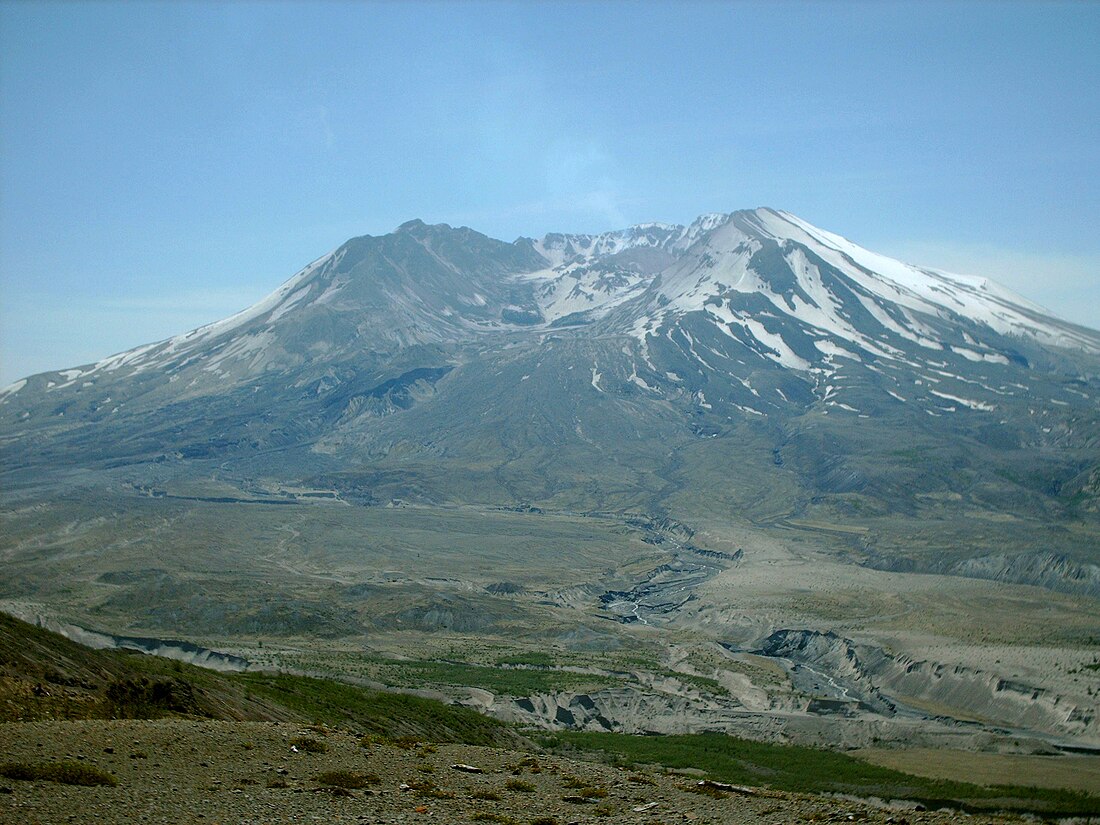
left=1, top=1, right=1098, bottom=384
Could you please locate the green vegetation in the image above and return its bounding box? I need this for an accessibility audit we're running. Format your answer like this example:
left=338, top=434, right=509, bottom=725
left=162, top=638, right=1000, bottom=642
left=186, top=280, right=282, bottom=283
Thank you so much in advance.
left=0, top=761, right=118, bottom=787
left=546, top=731, right=1100, bottom=817
left=377, top=658, right=617, bottom=695
left=236, top=671, right=511, bottom=746
left=687, top=782, right=728, bottom=798
left=312, top=770, right=379, bottom=788
left=6, top=612, right=1100, bottom=817
left=105, top=676, right=199, bottom=718
left=289, top=736, right=327, bottom=753
left=495, top=652, right=558, bottom=667
left=407, top=779, right=455, bottom=799
left=561, top=773, right=608, bottom=798
left=660, top=669, right=727, bottom=696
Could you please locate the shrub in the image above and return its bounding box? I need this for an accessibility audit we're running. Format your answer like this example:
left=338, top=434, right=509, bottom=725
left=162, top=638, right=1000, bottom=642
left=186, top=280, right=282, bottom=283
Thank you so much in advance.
left=0, top=761, right=118, bottom=787
left=505, top=778, right=535, bottom=792
left=289, top=736, right=327, bottom=753
left=407, top=779, right=455, bottom=799
left=687, top=782, right=728, bottom=798
left=105, top=677, right=198, bottom=718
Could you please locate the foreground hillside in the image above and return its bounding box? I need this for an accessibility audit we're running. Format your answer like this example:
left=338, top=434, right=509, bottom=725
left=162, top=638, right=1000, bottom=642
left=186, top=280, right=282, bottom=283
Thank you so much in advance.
left=0, top=719, right=1054, bottom=825
left=3, top=614, right=1099, bottom=823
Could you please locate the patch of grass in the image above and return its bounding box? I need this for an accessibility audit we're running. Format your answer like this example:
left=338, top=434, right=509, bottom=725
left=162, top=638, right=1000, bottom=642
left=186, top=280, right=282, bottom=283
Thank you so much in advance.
left=531, top=817, right=558, bottom=825
left=562, top=775, right=608, bottom=797
left=0, top=761, right=117, bottom=787
left=105, top=676, right=199, bottom=718
left=661, top=670, right=728, bottom=696
left=505, top=778, right=535, bottom=792
left=235, top=672, right=510, bottom=746
left=312, top=770, right=378, bottom=789
left=378, top=659, right=616, bottom=696
left=552, top=731, right=1100, bottom=817
left=289, top=736, right=327, bottom=753
left=471, top=814, right=518, bottom=824
left=495, top=652, right=557, bottom=667
left=407, top=779, right=455, bottom=799
left=687, top=782, right=728, bottom=798
left=471, top=789, right=502, bottom=800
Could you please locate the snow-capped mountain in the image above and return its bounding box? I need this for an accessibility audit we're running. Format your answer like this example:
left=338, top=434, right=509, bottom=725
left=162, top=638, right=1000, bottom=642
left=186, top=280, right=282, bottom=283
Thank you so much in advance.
left=2, top=209, right=1098, bottom=533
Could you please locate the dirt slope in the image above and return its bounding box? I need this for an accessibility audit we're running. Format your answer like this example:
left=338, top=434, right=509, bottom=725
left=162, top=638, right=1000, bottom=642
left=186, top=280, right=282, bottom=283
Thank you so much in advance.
left=2, top=719, right=1022, bottom=825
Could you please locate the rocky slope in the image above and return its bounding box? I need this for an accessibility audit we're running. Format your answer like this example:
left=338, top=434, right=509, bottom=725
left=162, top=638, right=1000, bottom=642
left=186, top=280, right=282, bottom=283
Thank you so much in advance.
left=2, top=208, right=1098, bottom=533
left=0, top=719, right=1028, bottom=825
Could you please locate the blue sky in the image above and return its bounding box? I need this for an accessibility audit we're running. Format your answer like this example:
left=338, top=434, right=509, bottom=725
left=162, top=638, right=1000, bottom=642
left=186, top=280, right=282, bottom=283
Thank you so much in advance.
left=1, top=0, right=1098, bottom=384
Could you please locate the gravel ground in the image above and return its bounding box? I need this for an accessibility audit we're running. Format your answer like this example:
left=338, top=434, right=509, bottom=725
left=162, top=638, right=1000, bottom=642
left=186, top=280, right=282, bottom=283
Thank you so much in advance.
left=1, top=720, right=1028, bottom=824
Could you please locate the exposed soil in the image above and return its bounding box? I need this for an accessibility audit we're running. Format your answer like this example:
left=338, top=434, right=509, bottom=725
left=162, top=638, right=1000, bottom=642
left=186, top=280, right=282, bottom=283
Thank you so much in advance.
left=2, top=720, right=1029, bottom=825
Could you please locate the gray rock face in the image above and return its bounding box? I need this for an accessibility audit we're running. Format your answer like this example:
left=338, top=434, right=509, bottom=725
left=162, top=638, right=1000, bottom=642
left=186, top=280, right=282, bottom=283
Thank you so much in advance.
left=1, top=605, right=250, bottom=672
left=864, top=552, right=1100, bottom=598
left=754, top=629, right=1099, bottom=743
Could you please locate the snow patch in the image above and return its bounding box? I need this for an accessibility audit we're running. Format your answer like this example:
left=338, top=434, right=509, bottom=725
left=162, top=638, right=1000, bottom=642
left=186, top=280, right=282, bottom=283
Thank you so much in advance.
left=929, top=389, right=996, bottom=411
left=590, top=365, right=603, bottom=392
left=0, top=378, right=27, bottom=399
left=951, top=346, right=1010, bottom=365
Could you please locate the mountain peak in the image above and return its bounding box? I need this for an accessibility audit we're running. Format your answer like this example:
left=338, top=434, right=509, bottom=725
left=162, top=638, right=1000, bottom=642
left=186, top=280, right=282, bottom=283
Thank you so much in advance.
left=2, top=207, right=1097, bottom=414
